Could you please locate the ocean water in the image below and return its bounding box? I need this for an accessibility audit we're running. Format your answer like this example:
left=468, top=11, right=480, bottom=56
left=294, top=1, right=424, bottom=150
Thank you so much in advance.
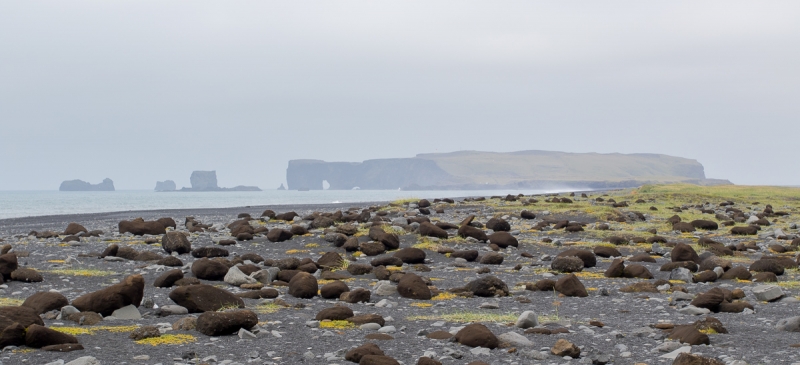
left=0, top=189, right=563, bottom=219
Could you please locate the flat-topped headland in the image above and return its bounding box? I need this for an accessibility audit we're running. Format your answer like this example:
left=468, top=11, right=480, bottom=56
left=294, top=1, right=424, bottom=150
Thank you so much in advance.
left=286, top=150, right=731, bottom=191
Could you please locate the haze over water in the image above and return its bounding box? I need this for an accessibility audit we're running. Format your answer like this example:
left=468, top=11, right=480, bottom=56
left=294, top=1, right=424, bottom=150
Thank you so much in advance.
left=0, top=189, right=565, bottom=220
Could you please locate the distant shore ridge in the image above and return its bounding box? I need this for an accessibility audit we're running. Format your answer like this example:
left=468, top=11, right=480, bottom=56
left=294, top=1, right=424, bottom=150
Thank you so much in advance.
left=286, top=150, right=731, bottom=191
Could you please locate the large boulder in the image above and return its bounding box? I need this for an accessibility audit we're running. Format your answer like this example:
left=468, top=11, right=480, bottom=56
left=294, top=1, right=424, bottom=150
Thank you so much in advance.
left=668, top=325, right=710, bottom=345
left=320, top=281, right=350, bottom=299
left=71, top=274, right=144, bottom=316
left=488, top=232, right=518, bottom=248
left=64, top=223, right=88, bottom=236
left=369, top=227, right=400, bottom=250
left=554, top=274, right=588, bottom=297
left=21, top=292, right=69, bottom=315
left=196, top=310, right=258, bottom=336
left=162, top=232, right=191, bottom=255
left=191, top=247, right=229, bottom=258
left=315, top=306, right=354, bottom=321
left=397, top=273, right=432, bottom=300
left=0, top=322, right=25, bottom=348
left=168, top=284, right=244, bottom=313
left=288, top=272, right=318, bottom=299
left=0, top=253, right=18, bottom=280
left=691, top=220, right=719, bottom=230
left=454, top=323, right=498, bottom=349
left=11, top=268, right=43, bottom=282
left=191, top=258, right=229, bottom=281
left=0, top=306, right=45, bottom=329
left=25, top=324, right=79, bottom=348
left=486, top=218, right=511, bottom=232
left=345, top=343, right=385, bottom=363
left=393, top=248, right=426, bottom=264
left=153, top=269, right=184, bottom=288
left=267, top=229, right=294, bottom=242
left=464, top=276, right=509, bottom=297
left=672, top=243, right=701, bottom=264
left=419, top=222, right=448, bottom=239
left=118, top=219, right=166, bottom=236
left=556, top=249, right=597, bottom=268
left=551, top=256, right=584, bottom=273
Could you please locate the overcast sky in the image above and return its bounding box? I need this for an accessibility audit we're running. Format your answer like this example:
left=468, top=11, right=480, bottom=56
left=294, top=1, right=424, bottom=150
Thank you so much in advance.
left=1, top=1, right=798, bottom=190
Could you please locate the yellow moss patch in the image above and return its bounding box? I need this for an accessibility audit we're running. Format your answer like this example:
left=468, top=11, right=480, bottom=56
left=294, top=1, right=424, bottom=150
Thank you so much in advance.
left=699, top=328, right=718, bottom=335
left=318, top=278, right=355, bottom=285
left=12, top=348, right=34, bottom=353
left=52, top=325, right=140, bottom=336
left=135, top=334, right=196, bottom=346
left=44, top=269, right=115, bottom=277
left=777, top=281, right=800, bottom=289
left=285, top=249, right=309, bottom=254
left=319, top=320, right=355, bottom=329
left=304, top=243, right=320, bottom=248
left=407, top=311, right=517, bottom=323
left=47, top=259, right=65, bottom=263
left=410, top=302, right=433, bottom=308
left=431, top=292, right=457, bottom=301
left=669, top=280, right=686, bottom=284
left=0, top=297, right=24, bottom=306
left=386, top=266, right=404, bottom=271
left=254, top=303, right=282, bottom=314
left=574, top=271, right=606, bottom=279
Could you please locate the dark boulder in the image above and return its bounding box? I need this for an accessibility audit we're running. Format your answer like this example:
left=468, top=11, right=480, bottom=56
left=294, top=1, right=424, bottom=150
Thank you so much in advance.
left=419, top=222, right=448, bottom=239
left=454, top=323, right=498, bottom=349
left=71, top=274, right=144, bottom=316
left=21, top=292, right=69, bottom=314
left=191, top=247, right=229, bottom=258
left=464, top=276, right=509, bottom=297
left=168, top=284, right=243, bottom=313
left=397, top=273, right=432, bottom=300
left=320, top=281, right=350, bottom=299
left=162, top=232, right=191, bottom=255
left=556, top=249, right=596, bottom=268
left=488, top=232, right=518, bottom=248
left=118, top=219, right=167, bottom=236
left=393, top=248, right=426, bottom=264
left=672, top=243, right=701, bottom=264
left=288, top=272, right=318, bottom=299
left=486, top=218, right=511, bottom=232
left=25, top=324, right=79, bottom=348
left=196, top=310, right=258, bottom=336
left=191, top=258, right=229, bottom=281
left=154, top=269, right=184, bottom=288
left=555, top=274, right=588, bottom=297
left=267, top=229, right=294, bottom=242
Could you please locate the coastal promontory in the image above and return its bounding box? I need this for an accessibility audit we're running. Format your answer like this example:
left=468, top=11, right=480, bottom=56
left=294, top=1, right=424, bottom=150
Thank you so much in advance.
left=286, top=150, right=731, bottom=190
left=59, top=178, right=115, bottom=191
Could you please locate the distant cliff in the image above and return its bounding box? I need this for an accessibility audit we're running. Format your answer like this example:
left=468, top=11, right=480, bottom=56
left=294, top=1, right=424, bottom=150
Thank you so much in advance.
left=154, top=180, right=177, bottom=192
left=286, top=150, right=731, bottom=190
left=179, top=171, right=261, bottom=192
left=59, top=178, right=115, bottom=191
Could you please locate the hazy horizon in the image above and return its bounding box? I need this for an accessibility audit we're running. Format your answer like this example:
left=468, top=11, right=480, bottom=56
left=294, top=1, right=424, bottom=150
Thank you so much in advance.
left=2, top=1, right=799, bottom=190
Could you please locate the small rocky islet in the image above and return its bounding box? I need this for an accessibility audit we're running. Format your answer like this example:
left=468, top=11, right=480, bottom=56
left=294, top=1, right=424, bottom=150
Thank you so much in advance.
left=1, top=185, right=799, bottom=365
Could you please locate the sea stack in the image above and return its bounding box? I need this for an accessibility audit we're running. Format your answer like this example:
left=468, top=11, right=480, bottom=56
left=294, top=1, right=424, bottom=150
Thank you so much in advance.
left=59, top=178, right=115, bottom=191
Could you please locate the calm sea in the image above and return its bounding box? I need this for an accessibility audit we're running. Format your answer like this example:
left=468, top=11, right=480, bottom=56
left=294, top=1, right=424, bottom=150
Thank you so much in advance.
left=0, top=189, right=563, bottom=219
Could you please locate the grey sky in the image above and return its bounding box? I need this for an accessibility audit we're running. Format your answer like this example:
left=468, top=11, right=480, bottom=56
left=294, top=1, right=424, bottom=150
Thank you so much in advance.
left=1, top=1, right=798, bottom=190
